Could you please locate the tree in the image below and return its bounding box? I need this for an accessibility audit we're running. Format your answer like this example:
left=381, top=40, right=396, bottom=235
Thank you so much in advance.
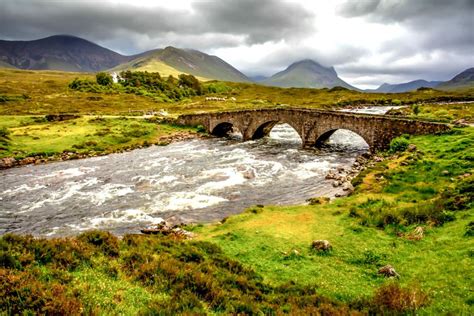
left=96, top=72, right=113, bottom=86
left=178, top=74, right=203, bottom=95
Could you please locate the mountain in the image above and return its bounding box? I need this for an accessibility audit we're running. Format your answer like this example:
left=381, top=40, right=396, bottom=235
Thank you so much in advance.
left=437, top=68, right=474, bottom=90
left=368, top=79, right=442, bottom=93
left=261, top=59, right=357, bottom=90
left=0, top=60, right=16, bottom=69
left=249, top=75, right=268, bottom=82
left=112, top=46, right=250, bottom=82
left=0, top=35, right=130, bottom=72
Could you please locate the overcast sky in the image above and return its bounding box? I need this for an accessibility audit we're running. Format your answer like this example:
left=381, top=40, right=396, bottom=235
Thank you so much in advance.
left=1, top=0, right=473, bottom=88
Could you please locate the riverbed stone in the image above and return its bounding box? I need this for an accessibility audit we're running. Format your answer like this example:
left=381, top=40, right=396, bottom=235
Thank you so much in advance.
left=0, top=157, right=16, bottom=169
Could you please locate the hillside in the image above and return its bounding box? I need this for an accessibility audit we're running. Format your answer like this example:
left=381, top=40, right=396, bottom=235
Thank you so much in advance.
left=0, top=35, right=130, bottom=72
left=438, top=67, right=474, bottom=90
left=369, top=79, right=442, bottom=93
left=0, top=60, right=16, bottom=69
left=262, top=59, right=358, bottom=90
left=112, top=46, right=250, bottom=82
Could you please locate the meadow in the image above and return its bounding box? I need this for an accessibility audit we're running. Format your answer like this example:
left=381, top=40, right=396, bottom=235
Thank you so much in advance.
left=0, top=68, right=473, bottom=314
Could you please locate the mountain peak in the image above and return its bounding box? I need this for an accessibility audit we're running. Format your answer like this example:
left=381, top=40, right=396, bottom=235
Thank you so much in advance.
left=262, top=59, right=355, bottom=89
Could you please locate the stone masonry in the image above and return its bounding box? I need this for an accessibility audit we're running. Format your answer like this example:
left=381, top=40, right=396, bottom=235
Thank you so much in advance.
left=177, top=108, right=450, bottom=151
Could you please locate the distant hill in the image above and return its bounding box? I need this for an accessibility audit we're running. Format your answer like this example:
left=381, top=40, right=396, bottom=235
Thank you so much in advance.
left=368, top=79, right=442, bottom=93
left=437, top=68, right=474, bottom=90
left=0, top=60, right=16, bottom=69
left=113, top=46, right=250, bottom=82
left=261, top=59, right=357, bottom=90
left=0, top=35, right=130, bottom=72
left=249, top=75, right=268, bottom=82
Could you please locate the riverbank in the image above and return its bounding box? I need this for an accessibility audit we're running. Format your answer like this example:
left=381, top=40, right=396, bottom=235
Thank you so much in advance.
left=1, top=127, right=472, bottom=314
left=0, top=115, right=203, bottom=169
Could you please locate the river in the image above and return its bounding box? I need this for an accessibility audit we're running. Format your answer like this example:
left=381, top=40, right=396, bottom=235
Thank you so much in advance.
left=0, top=107, right=390, bottom=236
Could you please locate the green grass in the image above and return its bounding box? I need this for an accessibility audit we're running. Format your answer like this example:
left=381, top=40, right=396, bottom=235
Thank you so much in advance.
left=1, top=68, right=473, bottom=314
left=1, top=69, right=473, bottom=116
left=0, top=115, right=197, bottom=159
left=193, top=128, right=474, bottom=314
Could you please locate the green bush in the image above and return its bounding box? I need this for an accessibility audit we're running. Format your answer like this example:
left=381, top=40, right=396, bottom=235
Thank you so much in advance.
left=0, top=127, right=10, bottom=138
left=96, top=72, right=113, bottom=86
left=78, top=230, right=120, bottom=257
left=464, top=222, right=474, bottom=237
left=389, top=136, right=409, bottom=153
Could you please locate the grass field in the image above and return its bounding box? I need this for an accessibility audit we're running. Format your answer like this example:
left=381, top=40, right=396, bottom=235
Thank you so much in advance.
left=1, top=128, right=472, bottom=314
left=0, top=68, right=473, bottom=314
left=192, top=127, right=474, bottom=314
left=0, top=115, right=197, bottom=159
left=1, top=69, right=473, bottom=116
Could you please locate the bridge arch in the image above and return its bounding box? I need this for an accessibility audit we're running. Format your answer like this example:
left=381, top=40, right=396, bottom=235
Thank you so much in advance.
left=210, top=121, right=242, bottom=138
left=315, top=127, right=371, bottom=149
left=251, top=120, right=304, bottom=143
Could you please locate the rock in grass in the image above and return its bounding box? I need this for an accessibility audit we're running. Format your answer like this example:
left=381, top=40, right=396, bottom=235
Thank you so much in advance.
left=408, top=144, right=417, bottom=152
left=312, top=240, right=332, bottom=252
left=378, top=264, right=400, bottom=278
left=306, top=197, right=330, bottom=205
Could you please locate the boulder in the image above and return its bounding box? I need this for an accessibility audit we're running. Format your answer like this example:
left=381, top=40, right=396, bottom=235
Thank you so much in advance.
left=312, top=240, right=332, bottom=252
left=408, top=144, right=417, bottom=152
left=378, top=264, right=400, bottom=278
left=342, top=182, right=354, bottom=192
left=242, top=169, right=256, bottom=179
left=441, top=170, right=450, bottom=176
left=306, top=197, right=330, bottom=205
left=325, top=170, right=337, bottom=180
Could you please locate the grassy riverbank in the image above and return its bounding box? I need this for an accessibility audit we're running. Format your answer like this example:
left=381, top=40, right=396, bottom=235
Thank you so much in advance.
left=192, top=127, right=474, bottom=314
left=1, top=127, right=473, bottom=314
left=0, top=115, right=198, bottom=162
left=1, top=68, right=473, bottom=166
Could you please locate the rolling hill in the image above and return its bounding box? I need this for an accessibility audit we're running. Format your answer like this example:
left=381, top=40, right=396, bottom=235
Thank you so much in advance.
left=112, top=46, right=250, bottom=82
left=437, top=68, right=474, bottom=90
left=261, top=59, right=357, bottom=90
left=366, top=79, right=442, bottom=93
left=0, top=35, right=130, bottom=72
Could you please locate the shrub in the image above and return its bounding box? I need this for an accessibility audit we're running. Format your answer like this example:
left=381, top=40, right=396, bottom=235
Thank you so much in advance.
left=78, top=230, right=120, bottom=257
left=389, top=136, right=409, bottom=153
left=96, top=72, right=113, bottom=86
left=464, top=221, right=474, bottom=237
left=0, top=269, right=82, bottom=315
left=370, top=283, right=428, bottom=313
left=0, top=127, right=9, bottom=138
left=69, top=78, right=103, bottom=93
left=412, top=104, right=421, bottom=115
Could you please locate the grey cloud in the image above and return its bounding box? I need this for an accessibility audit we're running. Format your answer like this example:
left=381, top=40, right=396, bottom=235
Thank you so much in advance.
left=0, top=0, right=315, bottom=54
left=193, top=0, right=315, bottom=44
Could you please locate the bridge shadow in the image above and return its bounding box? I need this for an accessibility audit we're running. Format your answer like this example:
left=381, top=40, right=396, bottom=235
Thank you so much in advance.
left=211, top=122, right=243, bottom=140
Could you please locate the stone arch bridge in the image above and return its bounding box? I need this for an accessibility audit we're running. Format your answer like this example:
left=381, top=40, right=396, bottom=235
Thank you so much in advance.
left=177, top=108, right=449, bottom=151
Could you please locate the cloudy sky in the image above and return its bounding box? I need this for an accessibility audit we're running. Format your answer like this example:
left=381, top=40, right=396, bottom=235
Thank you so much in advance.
left=1, top=0, right=473, bottom=88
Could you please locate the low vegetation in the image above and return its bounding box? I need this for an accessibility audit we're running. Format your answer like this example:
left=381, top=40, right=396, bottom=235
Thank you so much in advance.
left=1, top=69, right=473, bottom=116
left=1, top=231, right=434, bottom=315
left=193, top=127, right=474, bottom=314
left=0, top=115, right=197, bottom=160
left=0, top=68, right=473, bottom=314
